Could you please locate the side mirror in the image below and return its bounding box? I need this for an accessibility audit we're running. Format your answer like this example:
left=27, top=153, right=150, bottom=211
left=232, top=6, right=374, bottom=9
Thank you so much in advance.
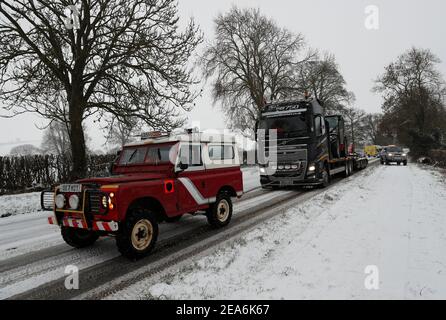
left=254, top=121, right=259, bottom=141
left=110, top=150, right=121, bottom=175
left=109, top=162, right=114, bottom=175
left=177, top=162, right=189, bottom=171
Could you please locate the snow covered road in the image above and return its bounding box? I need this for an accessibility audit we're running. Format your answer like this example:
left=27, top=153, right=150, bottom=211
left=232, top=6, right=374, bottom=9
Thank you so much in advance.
left=112, top=164, right=446, bottom=300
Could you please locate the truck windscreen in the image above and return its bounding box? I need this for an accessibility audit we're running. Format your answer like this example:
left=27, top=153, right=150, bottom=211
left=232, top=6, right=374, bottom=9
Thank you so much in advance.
left=259, top=114, right=309, bottom=136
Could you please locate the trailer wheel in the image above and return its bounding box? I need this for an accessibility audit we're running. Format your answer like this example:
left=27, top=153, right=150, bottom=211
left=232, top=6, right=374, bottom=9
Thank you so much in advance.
left=403, top=161, right=408, bottom=166
left=206, top=193, right=233, bottom=228
left=61, top=227, right=99, bottom=248
left=343, top=161, right=351, bottom=177
left=116, top=208, right=158, bottom=260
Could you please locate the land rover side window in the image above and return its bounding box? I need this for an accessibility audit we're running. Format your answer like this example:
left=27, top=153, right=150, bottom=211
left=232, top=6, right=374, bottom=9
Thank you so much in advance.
left=209, top=145, right=235, bottom=160
left=120, top=147, right=147, bottom=165
left=179, top=144, right=202, bottom=167
left=145, top=145, right=172, bottom=164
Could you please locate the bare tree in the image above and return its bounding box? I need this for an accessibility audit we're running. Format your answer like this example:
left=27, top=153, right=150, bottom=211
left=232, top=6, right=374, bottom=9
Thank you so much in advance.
left=342, top=107, right=366, bottom=148
left=41, top=121, right=71, bottom=156
left=294, top=52, right=352, bottom=114
left=10, top=144, right=42, bottom=156
left=0, top=0, right=202, bottom=179
left=104, top=116, right=141, bottom=149
left=202, top=7, right=312, bottom=136
left=362, top=113, right=382, bottom=145
left=374, top=47, right=446, bottom=155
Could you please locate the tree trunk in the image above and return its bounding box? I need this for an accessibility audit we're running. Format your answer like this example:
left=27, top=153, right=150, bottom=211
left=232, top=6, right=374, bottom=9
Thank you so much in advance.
left=68, top=96, right=87, bottom=181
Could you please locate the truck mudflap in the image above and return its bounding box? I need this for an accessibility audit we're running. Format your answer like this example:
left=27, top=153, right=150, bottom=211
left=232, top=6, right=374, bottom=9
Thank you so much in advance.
left=48, top=216, right=119, bottom=232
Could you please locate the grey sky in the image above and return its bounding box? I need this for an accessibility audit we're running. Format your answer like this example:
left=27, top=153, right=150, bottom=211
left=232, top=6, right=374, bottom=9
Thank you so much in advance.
left=1, top=0, right=445, bottom=154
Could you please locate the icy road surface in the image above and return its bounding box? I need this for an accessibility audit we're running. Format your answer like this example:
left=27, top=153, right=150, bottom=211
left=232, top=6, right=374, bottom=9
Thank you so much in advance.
left=111, top=164, right=446, bottom=300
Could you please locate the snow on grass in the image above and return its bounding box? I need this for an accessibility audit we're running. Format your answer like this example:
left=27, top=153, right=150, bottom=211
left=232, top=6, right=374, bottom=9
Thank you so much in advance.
left=0, top=192, right=42, bottom=218
left=110, top=164, right=446, bottom=300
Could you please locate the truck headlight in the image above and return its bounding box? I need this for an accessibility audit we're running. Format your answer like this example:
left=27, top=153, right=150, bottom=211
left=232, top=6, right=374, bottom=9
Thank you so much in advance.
left=388, top=153, right=393, bottom=157
left=308, top=165, right=316, bottom=172
left=68, top=194, right=80, bottom=210
left=55, top=194, right=66, bottom=209
left=402, top=153, right=407, bottom=157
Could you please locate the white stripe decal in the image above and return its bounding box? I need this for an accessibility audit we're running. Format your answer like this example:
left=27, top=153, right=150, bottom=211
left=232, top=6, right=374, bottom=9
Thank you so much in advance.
left=178, top=177, right=210, bottom=205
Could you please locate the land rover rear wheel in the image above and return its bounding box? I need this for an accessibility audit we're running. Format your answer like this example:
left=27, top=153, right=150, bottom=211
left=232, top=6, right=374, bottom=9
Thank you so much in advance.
left=206, top=193, right=233, bottom=228
left=116, top=208, right=158, bottom=260
left=61, top=227, right=99, bottom=248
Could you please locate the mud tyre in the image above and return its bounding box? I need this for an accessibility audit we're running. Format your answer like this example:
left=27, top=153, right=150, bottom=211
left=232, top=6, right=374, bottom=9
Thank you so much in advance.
left=61, top=227, right=99, bottom=248
left=116, top=208, right=158, bottom=260
left=206, top=193, right=233, bottom=228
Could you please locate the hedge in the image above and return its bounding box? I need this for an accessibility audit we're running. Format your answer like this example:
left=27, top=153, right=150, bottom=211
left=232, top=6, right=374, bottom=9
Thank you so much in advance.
left=0, top=154, right=116, bottom=195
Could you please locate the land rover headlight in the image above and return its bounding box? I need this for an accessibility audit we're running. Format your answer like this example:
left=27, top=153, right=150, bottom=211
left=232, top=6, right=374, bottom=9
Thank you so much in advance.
left=402, top=153, right=407, bottom=157
left=101, top=195, right=109, bottom=209
left=388, top=153, right=393, bottom=157
left=55, top=194, right=66, bottom=209
left=308, top=164, right=316, bottom=172
left=68, top=194, right=80, bottom=210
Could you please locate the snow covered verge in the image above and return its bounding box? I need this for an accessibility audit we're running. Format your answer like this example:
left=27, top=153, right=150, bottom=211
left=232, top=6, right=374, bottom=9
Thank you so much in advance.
left=0, top=192, right=41, bottom=218
left=109, top=164, right=446, bottom=300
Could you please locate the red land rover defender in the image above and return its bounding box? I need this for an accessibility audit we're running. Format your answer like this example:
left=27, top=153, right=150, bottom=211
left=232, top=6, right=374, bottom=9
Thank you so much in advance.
left=41, top=130, right=243, bottom=259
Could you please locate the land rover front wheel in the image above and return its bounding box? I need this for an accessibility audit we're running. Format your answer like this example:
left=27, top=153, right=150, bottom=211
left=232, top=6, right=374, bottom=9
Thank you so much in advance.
left=206, top=193, right=233, bottom=228
left=61, top=227, right=99, bottom=248
left=116, top=208, right=158, bottom=260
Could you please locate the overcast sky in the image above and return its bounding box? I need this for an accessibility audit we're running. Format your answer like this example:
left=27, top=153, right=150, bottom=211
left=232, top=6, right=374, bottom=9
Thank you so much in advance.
left=1, top=0, right=445, bottom=154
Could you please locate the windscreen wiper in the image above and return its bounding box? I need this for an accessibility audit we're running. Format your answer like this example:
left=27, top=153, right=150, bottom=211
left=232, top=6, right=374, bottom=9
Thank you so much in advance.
left=127, top=149, right=138, bottom=164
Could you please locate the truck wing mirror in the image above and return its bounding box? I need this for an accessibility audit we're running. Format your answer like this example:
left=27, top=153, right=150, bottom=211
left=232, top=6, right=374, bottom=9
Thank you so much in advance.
left=254, top=121, right=259, bottom=141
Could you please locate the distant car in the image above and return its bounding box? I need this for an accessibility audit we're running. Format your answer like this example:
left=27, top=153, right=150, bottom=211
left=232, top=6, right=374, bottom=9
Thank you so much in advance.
left=380, top=146, right=408, bottom=166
